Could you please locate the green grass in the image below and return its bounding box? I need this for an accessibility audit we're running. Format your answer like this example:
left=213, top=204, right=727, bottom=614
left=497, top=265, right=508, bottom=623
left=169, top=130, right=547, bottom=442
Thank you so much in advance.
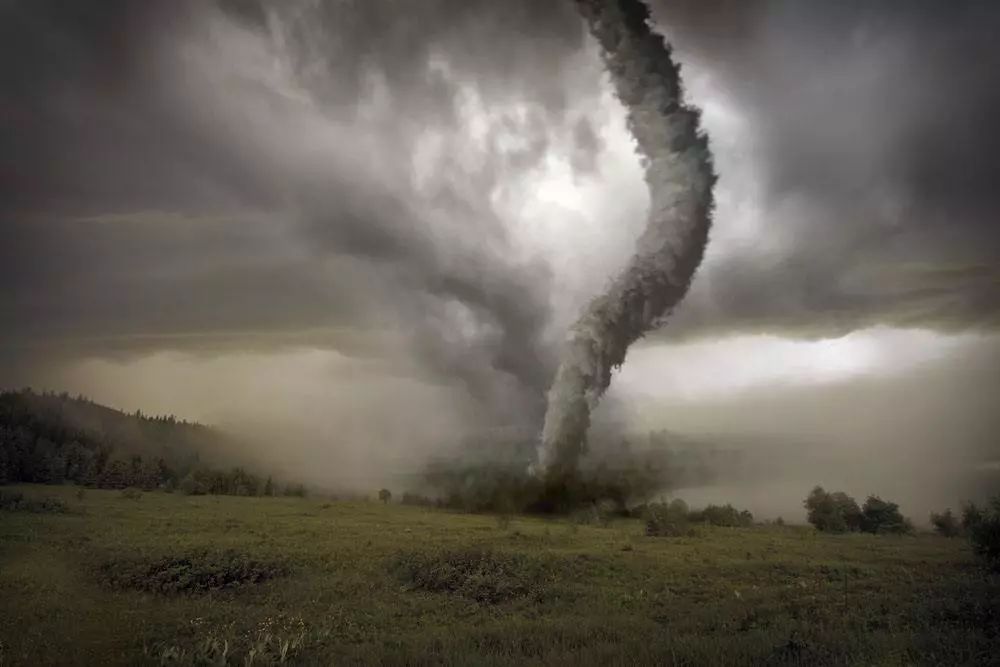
left=0, top=484, right=997, bottom=665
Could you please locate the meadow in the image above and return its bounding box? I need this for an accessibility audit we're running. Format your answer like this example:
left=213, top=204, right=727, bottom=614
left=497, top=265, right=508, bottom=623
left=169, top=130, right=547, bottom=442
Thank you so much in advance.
left=0, top=484, right=997, bottom=666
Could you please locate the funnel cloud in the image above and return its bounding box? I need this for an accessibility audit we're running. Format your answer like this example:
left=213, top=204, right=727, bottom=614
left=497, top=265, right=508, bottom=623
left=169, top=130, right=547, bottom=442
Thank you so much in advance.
left=539, top=0, right=715, bottom=479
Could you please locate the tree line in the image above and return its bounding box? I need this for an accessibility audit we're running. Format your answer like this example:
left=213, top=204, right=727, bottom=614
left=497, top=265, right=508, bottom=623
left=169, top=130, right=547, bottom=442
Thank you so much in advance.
left=805, top=485, right=999, bottom=571
left=0, top=388, right=304, bottom=497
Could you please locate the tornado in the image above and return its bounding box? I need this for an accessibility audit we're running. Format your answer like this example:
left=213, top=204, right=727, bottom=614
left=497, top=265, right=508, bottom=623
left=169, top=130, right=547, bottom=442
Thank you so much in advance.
left=538, top=0, right=716, bottom=481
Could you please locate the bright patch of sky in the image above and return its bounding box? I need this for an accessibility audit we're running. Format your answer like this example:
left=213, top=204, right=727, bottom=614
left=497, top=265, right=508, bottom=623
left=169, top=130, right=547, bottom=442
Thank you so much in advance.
left=614, top=328, right=979, bottom=401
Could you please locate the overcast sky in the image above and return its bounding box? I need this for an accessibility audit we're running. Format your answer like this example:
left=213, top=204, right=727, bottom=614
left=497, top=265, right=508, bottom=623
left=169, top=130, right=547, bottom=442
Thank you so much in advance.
left=2, top=1, right=998, bottom=507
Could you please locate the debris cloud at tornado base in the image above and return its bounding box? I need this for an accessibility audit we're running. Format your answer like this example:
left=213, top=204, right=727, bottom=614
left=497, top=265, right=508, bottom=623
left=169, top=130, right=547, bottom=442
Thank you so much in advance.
left=538, top=0, right=716, bottom=483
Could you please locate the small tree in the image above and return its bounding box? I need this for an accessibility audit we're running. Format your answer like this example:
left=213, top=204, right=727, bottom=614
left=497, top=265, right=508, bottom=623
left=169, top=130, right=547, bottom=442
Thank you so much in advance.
left=804, top=486, right=861, bottom=533
left=401, top=492, right=434, bottom=507
left=645, top=499, right=693, bottom=537
left=962, top=502, right=985, bottom=532
left=930, top=509, right=961, bottom=537
left=695, top=503, right=754, bottom=527
left=830, top=492, right=864, bottom=531
left=99, top=459, right=130, bottom=490
left=378, top=488, right=392, bottom=504
left=284, top=483, right=307, bottom=498
left=859, top=495, right=911, bottom=534
left=178, top=472, right=206, bottom=496
left=965, top=496, right=1000, bottom=571
left=263, top=476, right=274, bottom=497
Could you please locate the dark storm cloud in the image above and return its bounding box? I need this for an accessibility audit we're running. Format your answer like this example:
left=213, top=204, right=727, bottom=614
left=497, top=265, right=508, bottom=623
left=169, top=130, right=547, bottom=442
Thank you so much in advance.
left=646, top=0, right=1000, bottom=338
left=0, top=0, right=603, bottom=425
left=3, top=0, right=999, bottom=420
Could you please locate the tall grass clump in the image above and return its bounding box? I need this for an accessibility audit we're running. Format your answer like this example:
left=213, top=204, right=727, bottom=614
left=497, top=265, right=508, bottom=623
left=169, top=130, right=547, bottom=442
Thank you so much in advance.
left=391, top=549, right=547, bottom=605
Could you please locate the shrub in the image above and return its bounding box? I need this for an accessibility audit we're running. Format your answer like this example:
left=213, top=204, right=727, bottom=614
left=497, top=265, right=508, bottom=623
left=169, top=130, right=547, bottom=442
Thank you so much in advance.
left=859, top=495, right=911, bottom=534
left=962, top=502, right=985, bottom=532
left=804, top=486, right=862, bottom=533
left=401, top=492, right=435, bottom=507
left=570, top=505, right=599, bottom=526
left=391, top=549, right=545, bottom=605
left=568, top=501, right=616, bottom=527
left=595, top=499, right=618, bottom=527
left=568, top=500, right=621, bottom=528
left=284, top=484, right=307, bottom=498
left=930, top=508, right=962, bottom=537
left=964, top=496, right=1000, bottom=571
left=378, top=488, right=392, bottom=504
left=178, top=473, right=206, bottom=496
left=0, top=490, right=69, bottom=514
left=96, top=550, right=288, bottom=594
left=691, top=503, right=754, bottom=527
left=645, top=499, right=695, bottom=537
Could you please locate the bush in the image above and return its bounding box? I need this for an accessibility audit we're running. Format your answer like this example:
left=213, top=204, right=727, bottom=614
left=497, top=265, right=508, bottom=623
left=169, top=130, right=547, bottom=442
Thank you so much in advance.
left=284, top=484, right=307, bottom=498
left=401, top=492, right=436, bottom=507
left=962, top=502, right=985, bottom=532
left=930, top=508, right=962, bottom=537
left=859, top=495, right=912, bottom=534
left=595, top=499, right=618, bottom=527
left=690, top=503, right=754, bottom=527
left=567, top=500, right=616, bottom=527
left=964, top=497, right=1000, bottom=571
left=378, top=488, right=392, bottom=504
left=391, top=549, right=545, bottom=605
left=178, top=473, right=206, bottom=496
left=0, top=490, right=69, bottom=514
left=804, top=486, right=862, bottom=533
left=645, top=499, right=695, bottom=537
left=96, top=550, right=288, bottom=594
left=805, top=488, right=912, bottom=534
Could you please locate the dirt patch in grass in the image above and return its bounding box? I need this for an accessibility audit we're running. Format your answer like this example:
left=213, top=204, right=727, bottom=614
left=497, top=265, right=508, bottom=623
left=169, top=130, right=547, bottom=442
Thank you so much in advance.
left=95, top=549, right=288, bottom=594
left=391, top=549, right=548, bottom=605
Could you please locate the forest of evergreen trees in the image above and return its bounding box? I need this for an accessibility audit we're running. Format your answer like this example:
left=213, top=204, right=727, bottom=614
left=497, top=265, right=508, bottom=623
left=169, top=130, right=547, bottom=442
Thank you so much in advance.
left=0, top=389, right=300, bottom=496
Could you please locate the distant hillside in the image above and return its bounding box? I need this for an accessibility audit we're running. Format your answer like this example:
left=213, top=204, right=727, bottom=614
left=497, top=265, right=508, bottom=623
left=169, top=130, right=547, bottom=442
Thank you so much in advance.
left=0, top=389, right=290, bottom=495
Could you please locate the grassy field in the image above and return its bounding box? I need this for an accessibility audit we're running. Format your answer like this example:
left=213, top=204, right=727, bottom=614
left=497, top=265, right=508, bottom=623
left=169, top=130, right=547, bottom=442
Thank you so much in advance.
left=1, top=485, right=997, bottom=666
